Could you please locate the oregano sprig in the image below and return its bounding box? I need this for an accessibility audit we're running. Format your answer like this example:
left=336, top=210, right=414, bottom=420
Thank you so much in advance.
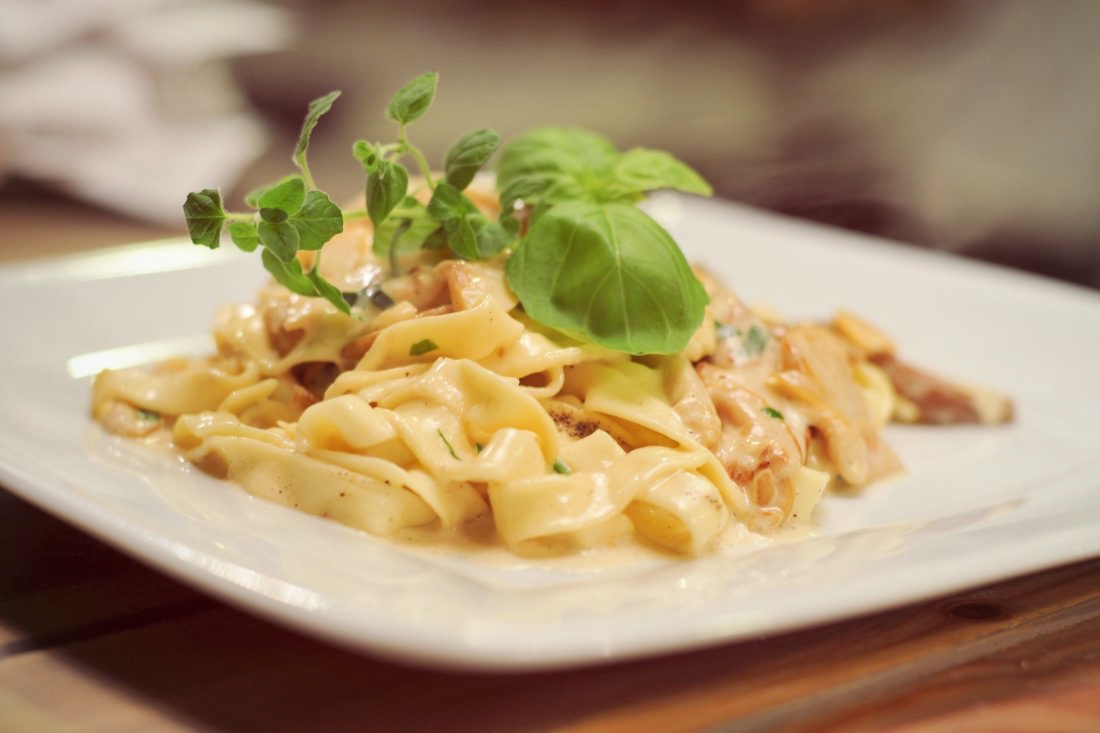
left=183, top=92, right=348, bottom=313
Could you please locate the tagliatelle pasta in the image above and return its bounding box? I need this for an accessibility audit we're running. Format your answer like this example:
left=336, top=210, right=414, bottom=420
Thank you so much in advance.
left=93, top=77, right=1016, bottom=559
left=91, top=188, right=1013, bottom=559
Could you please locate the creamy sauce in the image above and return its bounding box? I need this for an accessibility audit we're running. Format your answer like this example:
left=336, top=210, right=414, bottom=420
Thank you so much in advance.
left=391, top=510, right=821, bottom=573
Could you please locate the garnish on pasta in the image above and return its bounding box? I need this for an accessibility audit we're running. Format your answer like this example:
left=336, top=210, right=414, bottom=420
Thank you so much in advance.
left=94, top=74, right=1013, bottom=557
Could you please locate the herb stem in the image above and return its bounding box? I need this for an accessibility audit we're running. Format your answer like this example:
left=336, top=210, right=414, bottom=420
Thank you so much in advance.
left=300, top=167, right=317, bottom=192
left=342, top=209, right=370, bottom=220
left=225, top=212, right=255, bottom=223
left=399, top=123, right=435, bottom=190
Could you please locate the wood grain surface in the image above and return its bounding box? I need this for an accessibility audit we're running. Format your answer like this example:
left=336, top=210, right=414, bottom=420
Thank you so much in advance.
left=2, top=192, right=1099, bottom=732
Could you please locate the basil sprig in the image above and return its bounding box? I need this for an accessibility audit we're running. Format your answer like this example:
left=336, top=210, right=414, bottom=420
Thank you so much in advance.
left=496, top=127, right=711, bottom=353
left=182, top=73, right=713, bottom=355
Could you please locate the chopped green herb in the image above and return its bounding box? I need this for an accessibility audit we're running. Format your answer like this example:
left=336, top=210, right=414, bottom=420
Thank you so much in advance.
left=475, top=441, right=484, bottom=453
left=137, top=408, right=160, bottom=422
left=742, top=323, right=770, bottom=357
left=762, top=406, right=784, bottom=420
left=409, top=338, right=439, bottom=356
left=438, top=429, right=459, bottom=459
left=552, top=458, right=572, bottom=475
left=714, top=320, right=741, bottom=340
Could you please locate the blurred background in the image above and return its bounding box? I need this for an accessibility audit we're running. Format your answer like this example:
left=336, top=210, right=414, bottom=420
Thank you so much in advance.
left=2, top=0, right=1098, bottom=287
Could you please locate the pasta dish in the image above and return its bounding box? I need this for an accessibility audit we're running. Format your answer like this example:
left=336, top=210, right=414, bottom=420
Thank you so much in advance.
left=91, top=197, right=1010, bottom=557
left=90, top=77, right=1012, bottom=558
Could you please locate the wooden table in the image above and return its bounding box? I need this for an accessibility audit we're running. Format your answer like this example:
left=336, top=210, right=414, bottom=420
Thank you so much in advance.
left=3, top=191, right=1099, bottom=732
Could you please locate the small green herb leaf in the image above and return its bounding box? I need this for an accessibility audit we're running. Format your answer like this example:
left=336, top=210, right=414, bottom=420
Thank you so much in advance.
left=262, top=248, right=313, bottom=295
left=426, top=182, right=471, bottom=222
left=366, top=159, right=409, bottom=227
left=438, top=428, right=459, bottom=459
left=505, top=201, right=707, bottom=355
left=294, top=91, right=341, bottom=186
left=305, top=260, right=350, bottom=314
left=352, top=140, right=381, bottom=173
left=444, top=128, right=502, bottom=191
left=257, top=219, right=300, bottom=260
left=714, top=320, right=740, bottom=341
left=449, top=217, right=480, bottom=260
left=428, top=183, right=481, bottom=259
left=762, top=406, right=784, bottom=420
left=258, top=175, right=306, bottom=214
left=259, top=207, right=288, bottom=223
left=607, top=148, right=713, bottom=199
left=552, top=459, right=572, bottom=475
left=373, top=198, right=442, bottom=262
left=227, top=221, right=260, bottom=252
left=260, top=249, right=349, bottom=314
left=471, top=217, right=511, bottom=258
left=183, top=189, right=226, bottom=248
left=290, top=190, right=343, bottom=251
left=409, top=338, right=439, bottom=356
left=742, top=323, right=770, bottom=358
left=386, top=71, right=438, bottom=125
left=137, top=408, right=160, bottom=422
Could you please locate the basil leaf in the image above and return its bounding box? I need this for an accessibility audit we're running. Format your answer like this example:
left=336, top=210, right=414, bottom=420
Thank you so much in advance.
left=257, top=219, right=300, bottom=260
left=182, top=189, right=225, bottom=248
left=291, top=190, right=343, bottom=251
left=498, top=176, right=543, bottom=233
left=227, top=221, right=260, bottom=252
left=366, top=159, right=409, bottom=227
left=496, top=127, right=618, bottom=212
left=505, top=201, right=707, bottom=355
left=294, top=91, right=341, bottom=178
left=444, top=128, right=501, bottom=191
left=257, top=175, right=306, bottom=214
left=606, top=148, right=713, bottom=199
left=386, top=71, right=438, bottom=125
left=498, top=127, right=619, bottom=186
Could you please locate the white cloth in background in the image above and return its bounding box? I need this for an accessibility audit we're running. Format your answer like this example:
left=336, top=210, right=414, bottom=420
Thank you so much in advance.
left=0, top=0, right=291, bottom=223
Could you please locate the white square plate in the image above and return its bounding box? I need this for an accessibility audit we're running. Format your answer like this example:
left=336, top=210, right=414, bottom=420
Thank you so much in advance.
left=2, top=197, right=1099, bottom=671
